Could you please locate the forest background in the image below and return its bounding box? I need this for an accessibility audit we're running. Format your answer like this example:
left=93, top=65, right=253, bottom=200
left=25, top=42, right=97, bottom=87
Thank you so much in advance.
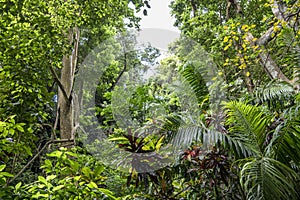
left=0, top=0, right=300, bottom=199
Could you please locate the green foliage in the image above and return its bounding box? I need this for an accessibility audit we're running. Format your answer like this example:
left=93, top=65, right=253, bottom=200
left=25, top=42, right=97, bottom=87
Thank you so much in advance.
left=224, top=101, right=273, bottom=156
left=253, top=81, right=295, bottom=110
left=168, top=2, right=300, bottom=198
left=0, top=164, right=14, bottom=198
left=239, top=157, right=299, bottom=200
left=92, top=31, right=161, bottom=131
left=1, top=0, right=300, bottom=199
left=272, top=110, right=300, bottom=167
left=0, top=116, right=33, bottom=181
left=180, top=63, right=209, bottom=109
left=269, top=26, right=300, bottom=80
left=224, top=101, right=300, bottom=199
left=14, top=148, right=117, bottom=199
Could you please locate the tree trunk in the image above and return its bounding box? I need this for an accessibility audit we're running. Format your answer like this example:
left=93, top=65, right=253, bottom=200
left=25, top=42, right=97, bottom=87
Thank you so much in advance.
left=59, top=54, right=74, bottom=142
left=246, top=32, right=292, bottom=83
left=58, top=27, right=80, bottom=146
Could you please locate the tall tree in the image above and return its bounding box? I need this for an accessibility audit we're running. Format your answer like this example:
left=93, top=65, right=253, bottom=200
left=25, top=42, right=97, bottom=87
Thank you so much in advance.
left=0, top=0, right=151, bottom=146
left=170, top=0, right=300, bottom=93
left=0, top=0, right=152, bottom=185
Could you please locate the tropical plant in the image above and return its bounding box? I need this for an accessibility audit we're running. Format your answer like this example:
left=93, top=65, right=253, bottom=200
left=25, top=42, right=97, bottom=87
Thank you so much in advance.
left=160, top=60, right=300, bottom=198
left=13, top=147, right=118, bottom=200
left=224, top=101, right=300, bottom=200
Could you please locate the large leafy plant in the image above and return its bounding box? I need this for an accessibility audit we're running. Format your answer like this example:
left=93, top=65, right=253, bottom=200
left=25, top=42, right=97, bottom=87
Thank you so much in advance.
left=13, top=147, right=118, bottom=199
left=224, top=101, right=300, bottom=200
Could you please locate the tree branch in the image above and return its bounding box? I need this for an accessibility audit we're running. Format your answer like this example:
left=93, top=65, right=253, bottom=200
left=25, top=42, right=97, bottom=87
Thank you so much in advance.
left=246, top=32, right=291, bottom=83
left=108, top=52, right=127, bottom=92
left=256, top=26, right=278, bottom=46
left=7, top=139, right=74, bottom=185
left=226, top=0, right=232, bottom=20
left=271, top=0, right=287, bottom=21
left=190, top=0, right=197, bottom=18
left=49, top=65, right=70, bottom=103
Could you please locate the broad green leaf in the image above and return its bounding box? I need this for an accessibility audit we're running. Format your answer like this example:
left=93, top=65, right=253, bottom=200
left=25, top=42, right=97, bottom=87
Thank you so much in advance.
left=98, top=188, right=117, bottom=200
left=74, top=175, right=81, bottom=181
left=94, top=165, right=105, bottom=177
left=8, top=128, right=15, bottom=135
left=87, top=181, right=98, bottom=189
left=47, top=150, right=63, bottom=158
left=32, top=192, right=49, bottom=198
left=65, top=151, right=78, bottom=157
left=15, top=182, right=22, bottom=191
left=108, top=137, right=128, bottom=141
left=0, top=172, right=14, bottom=177
left=155, top=135, right=165, bottom=150
left=46, top=175, right=56, bottom=181
left=38, top=184, right=45, bottom=189
left=81, top=167, right=91, bottom=177
left=15, top=125, right=24, bottom=132
left=23, top=146, right=32, bottom=156
left=53, top=185, right=65, bottom=191
left=38, top=176, right=47, bottom=185
left=0, top=165, right=6, bottom=172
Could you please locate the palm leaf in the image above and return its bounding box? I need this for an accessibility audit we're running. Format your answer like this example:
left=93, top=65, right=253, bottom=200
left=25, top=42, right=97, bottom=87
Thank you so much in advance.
left=179, top=62, right=209, bottom=106
left=270, top=118, right=300, bottom=166
left=239, top=157, right=299, bottom=200
left=221, top=131, right=256, bottom=158
left=169, top=120, right=256, bottom=158
left=166, top=101, right=274, bottom=159
left=163, top=114, right=183, bottom=132
left=170, top=125, right=203, bottom=149
left=253, top=81, right=294, bottom=110
left=282, top=92, right=300, bottom=120
left=166, top=102, right=261, bottom=157
left=224, top=101, right=273, bottom=156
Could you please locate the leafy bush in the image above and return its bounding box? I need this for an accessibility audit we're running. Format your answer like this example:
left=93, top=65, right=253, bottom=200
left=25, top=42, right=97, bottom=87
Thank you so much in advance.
left=13, top=148, right=117, bottom=200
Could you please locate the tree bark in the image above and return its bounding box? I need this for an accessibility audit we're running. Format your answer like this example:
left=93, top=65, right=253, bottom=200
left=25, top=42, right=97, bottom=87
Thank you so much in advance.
left=58, top=27, right=80, bottom=146
left=246, top=32, right=292, bottom=84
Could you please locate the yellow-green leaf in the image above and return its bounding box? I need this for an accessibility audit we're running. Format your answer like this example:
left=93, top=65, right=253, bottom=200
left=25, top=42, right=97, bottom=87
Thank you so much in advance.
left=87, top=181, right=98, bottom=189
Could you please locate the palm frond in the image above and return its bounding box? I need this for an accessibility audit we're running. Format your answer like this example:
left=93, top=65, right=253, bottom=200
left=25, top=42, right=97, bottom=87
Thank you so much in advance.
left=180, top=62, right=209, bottom=106
left=224, top=101, right=273, bottom=156
left=170, top=125, right=204, bottom=149
left=273, top=27, right=300, bottom=83
left=239, top=157, right=299, bottom=200
left=282, top=93, right=300, bottom=120
left=253, top=81, right=294, bottom=110
left=270, top=118, right=300, bottom=166
left=164, top=102, right=259, bottom=157
left=168, top=121, right=256, bottom=158
left=163, top=114, right=182, bottom=130
left=221, top=131, right=256, bottom=158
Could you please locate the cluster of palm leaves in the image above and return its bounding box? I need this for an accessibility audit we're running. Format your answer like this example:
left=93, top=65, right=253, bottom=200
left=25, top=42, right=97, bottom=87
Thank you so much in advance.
left=168, top=63, right=300, bottom=199
left=224, top=98, right=300, bottom=199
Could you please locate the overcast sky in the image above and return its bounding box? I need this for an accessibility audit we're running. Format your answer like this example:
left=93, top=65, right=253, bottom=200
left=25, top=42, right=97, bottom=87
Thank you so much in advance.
left=138, top=0, right=179, bottom=32
left=136, top=0, right=180, bottom=52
